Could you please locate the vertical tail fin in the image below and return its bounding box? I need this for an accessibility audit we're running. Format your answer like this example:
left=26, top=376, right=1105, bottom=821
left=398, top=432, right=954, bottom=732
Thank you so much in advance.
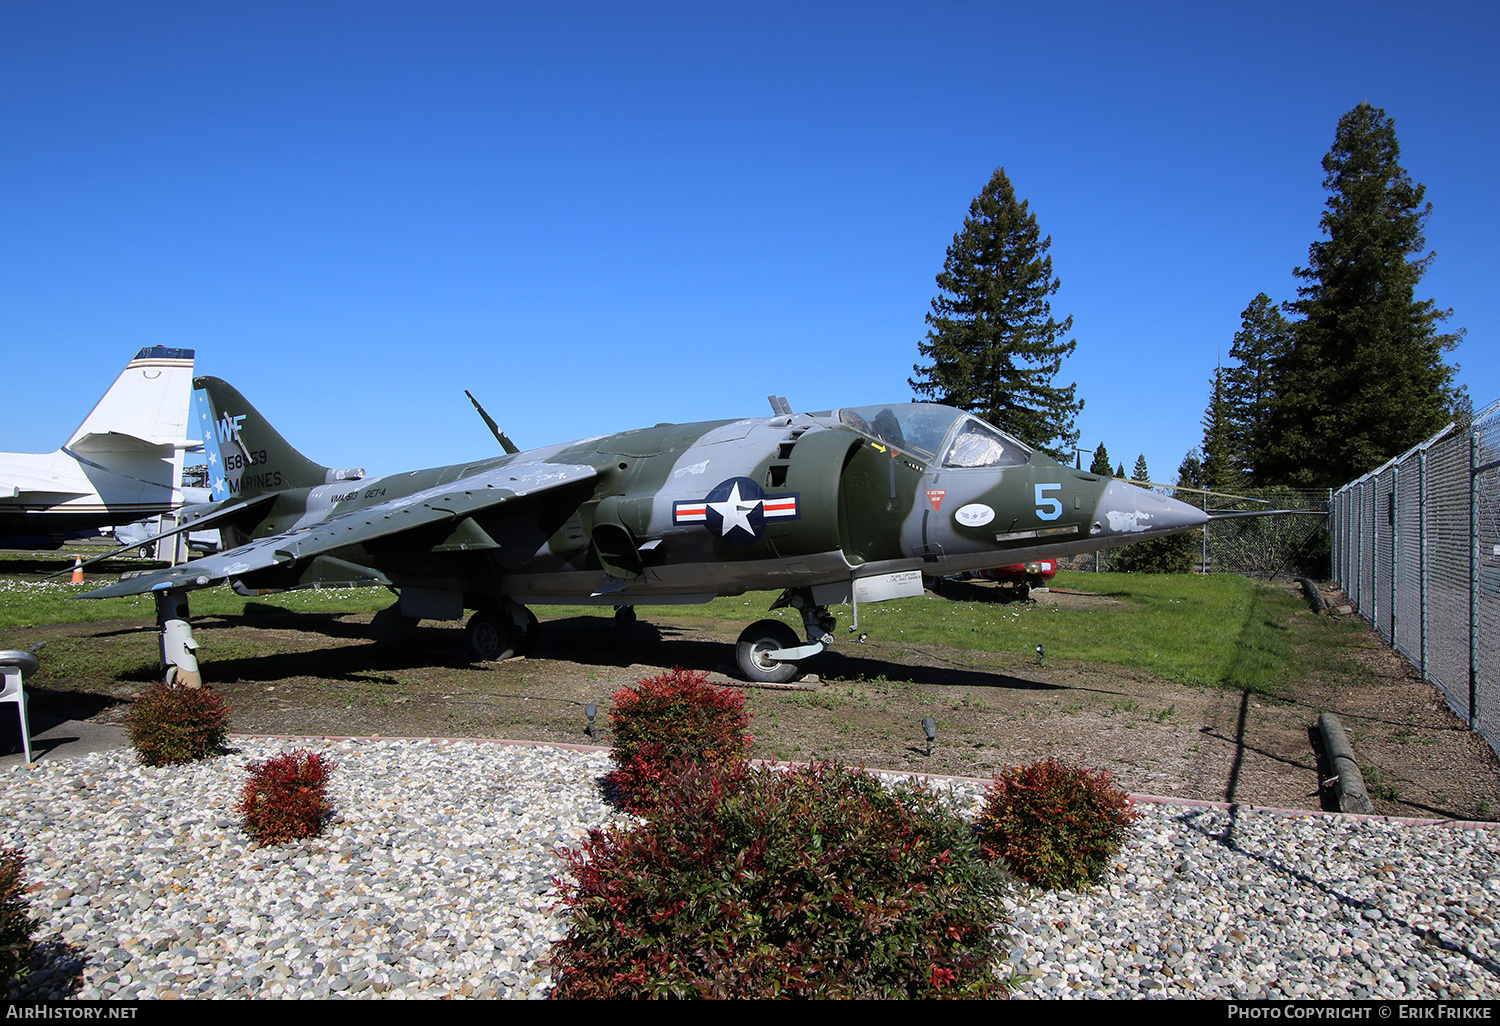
left=194, top=377, right=364, bottom=500
left=60, top=347, right=196, bottom=509
left=66, top=347, right=196, bottom=453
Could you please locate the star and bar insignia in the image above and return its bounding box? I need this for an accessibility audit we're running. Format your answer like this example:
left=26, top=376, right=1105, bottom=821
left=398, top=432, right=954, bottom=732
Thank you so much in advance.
left=673, top=477, right=800, bottom=545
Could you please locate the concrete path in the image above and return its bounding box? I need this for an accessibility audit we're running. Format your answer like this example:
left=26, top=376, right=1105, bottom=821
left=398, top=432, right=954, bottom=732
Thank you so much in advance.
left=1, top=717, right=128, bottom=768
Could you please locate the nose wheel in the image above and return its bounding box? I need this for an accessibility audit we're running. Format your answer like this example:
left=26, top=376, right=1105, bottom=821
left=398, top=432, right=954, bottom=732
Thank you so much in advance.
left=735, top=619, right=801, bottom=684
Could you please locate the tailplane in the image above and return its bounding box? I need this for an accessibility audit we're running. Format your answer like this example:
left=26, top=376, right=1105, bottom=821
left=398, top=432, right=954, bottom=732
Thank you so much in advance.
left=194, top=377, right=364, bottom=499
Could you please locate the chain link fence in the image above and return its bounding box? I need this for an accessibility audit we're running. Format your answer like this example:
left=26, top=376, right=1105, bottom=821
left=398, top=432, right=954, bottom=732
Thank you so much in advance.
left=1331, top=399, right=1500, bottom=759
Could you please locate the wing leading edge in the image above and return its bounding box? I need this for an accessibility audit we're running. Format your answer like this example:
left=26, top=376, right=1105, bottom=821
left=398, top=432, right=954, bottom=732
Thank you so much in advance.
left=79, top=461, right=598, bottom=599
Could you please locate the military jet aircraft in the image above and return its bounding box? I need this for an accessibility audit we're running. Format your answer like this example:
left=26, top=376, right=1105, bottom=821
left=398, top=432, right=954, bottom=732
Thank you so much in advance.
left=1, top=347, right=196, bottom=547
left=81, top=378, right=1207, bottom=684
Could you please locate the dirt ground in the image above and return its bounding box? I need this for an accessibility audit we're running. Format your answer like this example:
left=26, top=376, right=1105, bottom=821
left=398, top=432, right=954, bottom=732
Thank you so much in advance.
left=6, top=581, right=1499, bottom=821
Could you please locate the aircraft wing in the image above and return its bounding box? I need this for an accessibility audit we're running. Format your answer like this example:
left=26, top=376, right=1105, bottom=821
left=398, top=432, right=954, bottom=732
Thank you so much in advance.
left=59, top=492, right=281, bottom=575
left=79, top=461, right=598, bottom=599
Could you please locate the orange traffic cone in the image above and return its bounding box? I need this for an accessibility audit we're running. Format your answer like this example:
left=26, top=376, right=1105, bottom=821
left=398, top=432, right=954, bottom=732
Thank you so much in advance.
left=71, top=556, right=83, bottom=584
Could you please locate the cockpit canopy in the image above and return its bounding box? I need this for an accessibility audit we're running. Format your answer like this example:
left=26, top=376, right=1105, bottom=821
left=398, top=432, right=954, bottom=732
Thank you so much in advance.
left=837, top=403, right=1031, bottom=469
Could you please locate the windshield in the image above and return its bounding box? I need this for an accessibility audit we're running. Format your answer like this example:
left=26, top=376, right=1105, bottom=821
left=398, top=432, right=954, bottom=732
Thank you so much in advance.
left=838, top=404, right=960, bottom=461
left=943, top=417, right=1030, bottom=468
left=838, top=404, right=1031, bottom=468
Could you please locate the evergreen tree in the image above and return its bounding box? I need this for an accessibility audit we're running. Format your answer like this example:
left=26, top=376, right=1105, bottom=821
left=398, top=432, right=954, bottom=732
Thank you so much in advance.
left=1200, top=366, right=1239, bottom=491
left=911, top=167, right=1083, bottom=459
left=1263, top=103, right=1466, bottom=486
left=1224, top=294, right=1291, bottom=484
left=1177, top=448, right=1205, bottom=499
left=1089, top=443, right=1112, bottom=477
left=1114, top=463, right=1124, bottom=479
left=1132, top=454, right=1149, bottom=485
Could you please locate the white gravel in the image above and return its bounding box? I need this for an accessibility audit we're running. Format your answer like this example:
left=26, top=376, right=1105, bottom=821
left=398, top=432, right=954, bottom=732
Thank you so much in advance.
left=3, top=738, right=1497, bottom=1000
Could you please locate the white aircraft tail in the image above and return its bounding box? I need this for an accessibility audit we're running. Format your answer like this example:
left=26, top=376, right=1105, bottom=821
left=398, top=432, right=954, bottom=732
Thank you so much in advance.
left=67, top=346, right=197, bottom=454
left=0, top=347, right=197, bottom=539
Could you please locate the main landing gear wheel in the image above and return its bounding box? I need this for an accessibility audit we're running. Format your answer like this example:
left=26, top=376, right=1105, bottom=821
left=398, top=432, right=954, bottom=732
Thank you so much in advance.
left=466, top=609, right=518, bottom=663
left=735, top=619, right=801, bottom=684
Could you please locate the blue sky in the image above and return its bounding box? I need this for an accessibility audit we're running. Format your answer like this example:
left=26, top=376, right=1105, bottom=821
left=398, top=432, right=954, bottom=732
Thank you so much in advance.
left=3, top=1, right=1494, bottom=483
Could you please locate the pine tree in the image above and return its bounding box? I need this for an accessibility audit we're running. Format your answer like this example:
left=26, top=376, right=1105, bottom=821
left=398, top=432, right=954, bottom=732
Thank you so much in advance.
left=1200, top=366, right=1239, bottom=491
left=1177, top=448, right=1204, bottom=498
left=1132, top=454, right=1149, bottom=485
left=1224, top=294, right=1291, bottom=484
left=911, top=167, right=1083, bottom=459
left=1089, top=443, right=1112, bottom=477
left=1263, top=103, right=1466, bottom=486
left=1114, top=462, right=1124, bottom=479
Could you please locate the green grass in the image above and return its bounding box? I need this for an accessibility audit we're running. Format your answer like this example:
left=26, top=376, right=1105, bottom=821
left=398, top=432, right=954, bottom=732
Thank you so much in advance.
left=3, top=559, right=1302, bottom=696
left=614, top=572, right=1301, bottom=695
left=1361, top=762, right=1403, bottom=802
left=0, top=573, right=393, bottom=628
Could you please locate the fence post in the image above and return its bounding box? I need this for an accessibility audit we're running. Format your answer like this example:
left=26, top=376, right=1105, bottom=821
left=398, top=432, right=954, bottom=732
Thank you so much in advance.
left=1358, top=481, right=1366, bottom=613
left=1471, top=430, right=1480, bottom=728
left=1373, top=477, right=1381, bottom=634
left=1391, top=465, right=1400, bottom=648
left=1419, top=447, right=1428, bottom=683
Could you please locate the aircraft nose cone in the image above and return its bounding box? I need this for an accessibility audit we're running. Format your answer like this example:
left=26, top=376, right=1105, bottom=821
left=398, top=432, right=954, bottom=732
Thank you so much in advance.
left=1090, top=480, right=1208, bottom=541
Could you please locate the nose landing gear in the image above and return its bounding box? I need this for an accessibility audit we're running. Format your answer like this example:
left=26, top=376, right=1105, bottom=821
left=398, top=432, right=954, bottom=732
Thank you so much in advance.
left=736, top=619, right=801, bottom=683
left=732, top=588, right=836, bottom=683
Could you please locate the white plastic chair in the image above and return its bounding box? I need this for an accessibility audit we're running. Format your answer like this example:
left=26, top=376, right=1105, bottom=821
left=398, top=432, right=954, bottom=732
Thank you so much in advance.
left=0, top=649, right=39, bottom=764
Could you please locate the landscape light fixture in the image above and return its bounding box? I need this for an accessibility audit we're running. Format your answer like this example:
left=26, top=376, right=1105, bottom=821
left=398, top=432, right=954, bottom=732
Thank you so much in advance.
left=1036, top=643, right=1046, bottom=665
left=922, top=716, right=936, bottom=757
left=585, top=702, right=598, bottom=738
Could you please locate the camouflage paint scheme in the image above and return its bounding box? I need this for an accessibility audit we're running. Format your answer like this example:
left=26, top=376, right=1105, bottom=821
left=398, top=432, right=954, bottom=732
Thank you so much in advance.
left=84, top=378, right=1206, bottom=682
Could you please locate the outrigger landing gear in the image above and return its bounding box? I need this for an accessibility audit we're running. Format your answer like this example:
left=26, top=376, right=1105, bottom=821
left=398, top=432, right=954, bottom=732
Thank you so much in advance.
left=733, top=588, right=836, bottom=684
left=465, top=599, right=538, bottom=662
left=154, top=590, right=202, bottom=688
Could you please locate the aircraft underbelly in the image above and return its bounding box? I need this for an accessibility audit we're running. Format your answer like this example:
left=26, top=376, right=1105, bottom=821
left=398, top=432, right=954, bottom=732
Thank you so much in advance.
left=0, top=504, right=176, bottom=537
left=498, top=548, right=854, bottom=600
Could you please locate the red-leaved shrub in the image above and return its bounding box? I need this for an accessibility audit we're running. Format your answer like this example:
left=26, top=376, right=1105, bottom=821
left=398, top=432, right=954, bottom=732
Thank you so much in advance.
left=976, top=757, right=1140, bottom=890
left=603, top=667, right=753, bottom=813
left=0, top=845, right=38, bottom=989
left=126, top=683, right=232, bottom=766
left=236, top=749, right=336, bottom=844
left=550, top=762, right=1012, bottom=999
